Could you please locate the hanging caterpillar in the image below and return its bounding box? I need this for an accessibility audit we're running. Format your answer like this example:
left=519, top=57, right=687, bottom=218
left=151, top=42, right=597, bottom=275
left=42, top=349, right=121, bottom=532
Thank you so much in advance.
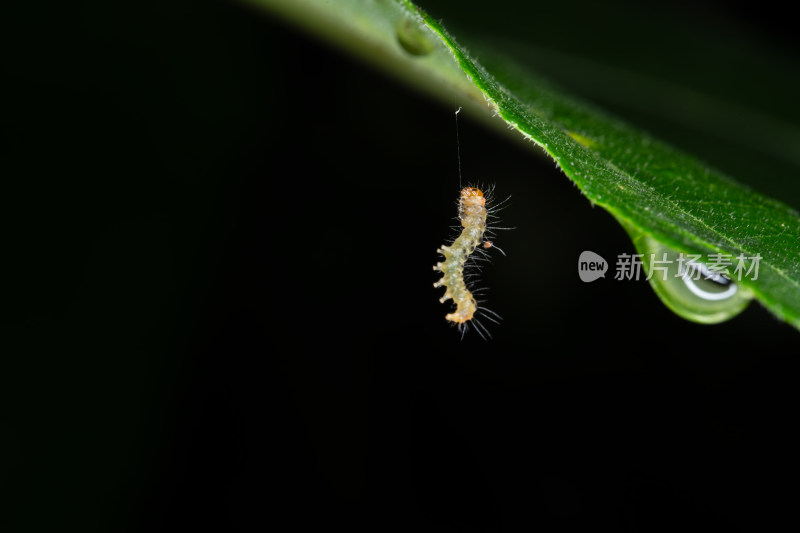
left=433, top=186, right=504, bottom=338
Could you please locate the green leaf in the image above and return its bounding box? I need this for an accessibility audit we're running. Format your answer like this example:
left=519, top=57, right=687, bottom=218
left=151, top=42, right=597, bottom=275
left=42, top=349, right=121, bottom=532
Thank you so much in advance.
left=242, top=0, right=800, bottom=331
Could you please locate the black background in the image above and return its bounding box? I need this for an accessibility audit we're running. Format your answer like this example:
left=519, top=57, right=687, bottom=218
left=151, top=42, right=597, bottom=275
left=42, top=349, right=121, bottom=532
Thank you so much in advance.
left=2, top=1, right=799, bottom=531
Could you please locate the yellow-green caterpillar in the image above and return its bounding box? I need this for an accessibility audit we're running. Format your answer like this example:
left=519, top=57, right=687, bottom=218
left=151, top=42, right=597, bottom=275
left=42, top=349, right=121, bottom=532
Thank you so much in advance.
left=433, top=187, right=502, bottom=337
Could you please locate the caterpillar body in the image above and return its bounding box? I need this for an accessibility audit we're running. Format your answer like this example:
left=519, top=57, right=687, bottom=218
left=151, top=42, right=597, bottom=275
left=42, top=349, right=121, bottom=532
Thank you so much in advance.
left=433, top=186, right=504, bottom=337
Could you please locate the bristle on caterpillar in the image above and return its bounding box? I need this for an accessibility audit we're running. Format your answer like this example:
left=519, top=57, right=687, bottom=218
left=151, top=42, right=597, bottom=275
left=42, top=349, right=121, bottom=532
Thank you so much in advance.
left=433, top=187, right=491, bottom=326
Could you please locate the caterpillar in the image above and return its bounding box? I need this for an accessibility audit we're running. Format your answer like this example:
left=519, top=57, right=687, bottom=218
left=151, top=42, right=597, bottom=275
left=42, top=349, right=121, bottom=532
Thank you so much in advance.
left=433, top=186, right=504, bottom=338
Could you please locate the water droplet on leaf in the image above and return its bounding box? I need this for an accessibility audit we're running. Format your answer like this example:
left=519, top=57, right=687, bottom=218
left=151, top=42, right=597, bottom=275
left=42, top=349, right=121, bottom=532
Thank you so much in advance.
left=626, top=227, right=753, bottom=324
left=396, top=19, right=434, bottom=56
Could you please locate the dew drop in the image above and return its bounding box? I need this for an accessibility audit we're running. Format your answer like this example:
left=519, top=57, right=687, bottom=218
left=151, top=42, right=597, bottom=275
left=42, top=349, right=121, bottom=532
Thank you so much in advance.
left=627, top=229, right=753, bottom=324
left=396, top=18, right=434, bottom=56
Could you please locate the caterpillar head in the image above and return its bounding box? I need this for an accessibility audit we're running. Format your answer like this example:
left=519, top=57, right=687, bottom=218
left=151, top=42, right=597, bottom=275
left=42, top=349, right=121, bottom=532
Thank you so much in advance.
left=460, top=187, right=486, bottom=207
